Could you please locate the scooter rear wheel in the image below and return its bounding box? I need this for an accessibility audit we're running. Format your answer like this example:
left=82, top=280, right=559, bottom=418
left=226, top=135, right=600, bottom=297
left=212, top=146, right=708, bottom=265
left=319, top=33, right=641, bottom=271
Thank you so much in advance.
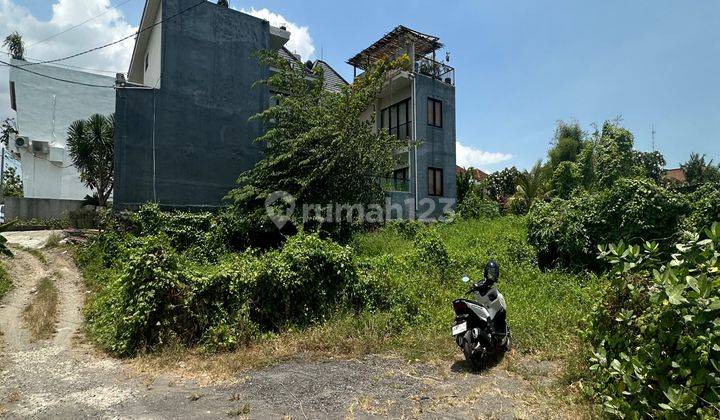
left=462, top=341, right=487, bottom=372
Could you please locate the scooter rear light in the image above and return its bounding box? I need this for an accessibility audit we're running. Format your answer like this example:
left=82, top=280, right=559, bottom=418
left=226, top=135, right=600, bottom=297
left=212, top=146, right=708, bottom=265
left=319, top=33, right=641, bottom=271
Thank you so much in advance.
left=453, top=300, right=467, bottom=312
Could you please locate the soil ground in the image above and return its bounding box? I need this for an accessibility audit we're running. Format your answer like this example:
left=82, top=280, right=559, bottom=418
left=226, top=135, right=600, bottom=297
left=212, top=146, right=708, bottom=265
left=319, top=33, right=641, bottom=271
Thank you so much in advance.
left=0, top=231, right=584, bottom=419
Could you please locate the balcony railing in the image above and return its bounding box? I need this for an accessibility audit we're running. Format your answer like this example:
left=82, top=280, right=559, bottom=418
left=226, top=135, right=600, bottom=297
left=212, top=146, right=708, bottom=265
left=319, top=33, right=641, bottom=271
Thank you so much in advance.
left=416, top=56, right=455, bottom=86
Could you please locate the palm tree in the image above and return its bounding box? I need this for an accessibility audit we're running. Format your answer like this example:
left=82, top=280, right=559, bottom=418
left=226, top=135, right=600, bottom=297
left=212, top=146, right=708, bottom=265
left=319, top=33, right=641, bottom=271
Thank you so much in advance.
left=67, top=114, right=115, bottom=207
left=512, top=161, right=547, bottom=213
left=3, top=32, right=25, bottom=60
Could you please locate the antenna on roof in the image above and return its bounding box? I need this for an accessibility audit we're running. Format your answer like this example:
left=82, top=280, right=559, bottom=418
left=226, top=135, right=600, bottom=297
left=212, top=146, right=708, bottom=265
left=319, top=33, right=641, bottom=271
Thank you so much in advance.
left=651, top=124, right=656, bottom=151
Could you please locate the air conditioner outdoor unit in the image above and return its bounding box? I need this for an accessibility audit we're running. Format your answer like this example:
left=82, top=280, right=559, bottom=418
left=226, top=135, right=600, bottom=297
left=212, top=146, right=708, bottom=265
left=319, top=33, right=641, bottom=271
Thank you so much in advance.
left=31, top=140, right=50, bottom=154
left=49, top=146, right=64, bottom=164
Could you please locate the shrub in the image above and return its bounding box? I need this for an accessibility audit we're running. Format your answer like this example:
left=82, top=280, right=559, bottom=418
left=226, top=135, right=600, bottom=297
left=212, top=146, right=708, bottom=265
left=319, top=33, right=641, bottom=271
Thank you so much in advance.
left=551, top=161, right=581, bottom=199
left=456, top=191, right=501, bottom=219
left=250, top=233, right=359, bottom=327
left=130, top=203, right=214, bottom=252
left=85, top=235, right=187, bottom=356
left=413, top=229, right=451, bottom=276
left=682, top=182, right=720, bottom=233
left=586, top=225, right=720, bottom=417
left=528, top=178, right=689, bottom=269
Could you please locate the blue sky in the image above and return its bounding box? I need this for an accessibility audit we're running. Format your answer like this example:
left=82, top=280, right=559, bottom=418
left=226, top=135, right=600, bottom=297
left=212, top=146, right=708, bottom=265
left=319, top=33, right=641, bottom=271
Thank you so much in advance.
left=2, top=0, right=719, bottom=171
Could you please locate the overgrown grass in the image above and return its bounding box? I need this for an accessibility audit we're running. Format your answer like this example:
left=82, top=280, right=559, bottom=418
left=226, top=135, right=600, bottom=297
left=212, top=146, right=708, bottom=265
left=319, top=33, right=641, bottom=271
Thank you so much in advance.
left=0, top=263, right=10, bottom=299
left=23, top=247, right=47, bottom=265
left=22, top=273, right=60, bottom=341
left=44, top=233, right=62, bottom=248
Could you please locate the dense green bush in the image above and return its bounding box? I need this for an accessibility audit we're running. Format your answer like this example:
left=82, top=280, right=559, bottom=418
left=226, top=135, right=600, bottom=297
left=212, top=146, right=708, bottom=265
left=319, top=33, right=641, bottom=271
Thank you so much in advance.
left=250, top=233, right=359, bottom=327
left=129, top=203, right=215, bottom=252
left=551, top=161, right=581, bottom=199
left=456, top=191, right=501, bottom=219
left=682, top=182, right=720, bottom=233
left=85, top=235, right=188, bottom=356
left=529, top=178, right=689, bottom=268
left=586, top=225, right=720, bottom=417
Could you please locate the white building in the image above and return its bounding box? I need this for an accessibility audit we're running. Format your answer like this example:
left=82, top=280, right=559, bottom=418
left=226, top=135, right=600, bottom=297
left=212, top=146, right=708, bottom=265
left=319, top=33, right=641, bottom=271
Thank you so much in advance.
left=7, top=59, right=116, bottom=200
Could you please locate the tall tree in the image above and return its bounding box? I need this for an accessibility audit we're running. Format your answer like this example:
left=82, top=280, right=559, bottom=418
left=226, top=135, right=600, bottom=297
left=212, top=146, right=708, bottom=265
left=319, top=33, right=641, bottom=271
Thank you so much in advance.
left=681, top=153, right=720, bottom=185
left=2, top=167, right=23, bottom=198
left=548, top=120, right=585, bottom=168
left=227, top=50, right=408, bottom=231
left=3, top=31, right=25, bottom=60
left=67, top=114, right=115, bottom=207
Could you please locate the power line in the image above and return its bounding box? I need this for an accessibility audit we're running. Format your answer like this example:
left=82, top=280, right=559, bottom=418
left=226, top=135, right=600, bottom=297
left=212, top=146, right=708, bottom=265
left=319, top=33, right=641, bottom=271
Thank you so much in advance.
left=18, top=0, right=207, bottom=68
left=27, top=0, right=137, bottom=49
left=1, top=52, right=119, bottom=74
left=0, top=59, right=115, bottom=89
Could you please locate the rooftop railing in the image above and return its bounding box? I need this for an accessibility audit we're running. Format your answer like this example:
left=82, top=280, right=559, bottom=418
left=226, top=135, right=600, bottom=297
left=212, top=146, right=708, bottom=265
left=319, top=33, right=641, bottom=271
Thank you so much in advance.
left=416, top=56, right=455, bottom=86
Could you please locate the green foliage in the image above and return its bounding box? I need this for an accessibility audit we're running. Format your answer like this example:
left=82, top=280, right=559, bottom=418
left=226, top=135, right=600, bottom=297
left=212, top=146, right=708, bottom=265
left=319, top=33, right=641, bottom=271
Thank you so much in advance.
left=586, top=226, right=720, bottom=418
left=251, top=233, right=359, bottom=327
left=0, top=263, right=10, bottom=299
left=634, top=150, right=666, bottom=182
left=0, top=221, right=17, bottom=257
left=551, top=161, right=581, bottom=199
left=508, top=161, right=547, bottom=215
left=529, top=178, right=689, bottom=268
left=130, top=203, right=215, bottom=253
left=456, top=190, right=501, bottom=219
left=486, top=166, right=520, bottom=202
left=66, top=114, right=115, bottom=206
left=682, top=153, right=720, bottom=186
left=682, top=182, right=720, bottom=233
left=226, top=50, right=409, bottom=238
left=3, top=31, right=24, bottom=60
left=548, top=120, right=585, bottom=168
left=595, top=121, right=641, bottom=189
left=455, top=167, right=474, bottom=205
left=2, top=166, right=23, bottom=197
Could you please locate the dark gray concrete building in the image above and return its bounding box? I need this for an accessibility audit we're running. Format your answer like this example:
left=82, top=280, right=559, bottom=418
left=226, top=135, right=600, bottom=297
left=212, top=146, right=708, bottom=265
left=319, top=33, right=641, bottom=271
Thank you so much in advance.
left=114, top=0, right=291, bottom=209
left=115, top=2, right=456, bottom=217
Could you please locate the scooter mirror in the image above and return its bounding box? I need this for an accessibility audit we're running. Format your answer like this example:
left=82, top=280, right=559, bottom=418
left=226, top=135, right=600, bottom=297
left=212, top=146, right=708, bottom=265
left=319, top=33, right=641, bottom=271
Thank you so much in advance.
left=461, top=276, right=470, bottom=283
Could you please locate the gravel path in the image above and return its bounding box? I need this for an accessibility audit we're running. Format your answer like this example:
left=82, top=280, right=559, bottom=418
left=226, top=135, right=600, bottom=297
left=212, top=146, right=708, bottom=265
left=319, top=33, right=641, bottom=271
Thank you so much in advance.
left=0, top=234, right=578, bottom=419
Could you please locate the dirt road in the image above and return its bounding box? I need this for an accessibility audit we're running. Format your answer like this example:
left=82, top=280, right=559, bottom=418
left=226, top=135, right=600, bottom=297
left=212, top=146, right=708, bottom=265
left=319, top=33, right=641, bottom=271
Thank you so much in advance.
left=0, top=235, right=579, bottom=419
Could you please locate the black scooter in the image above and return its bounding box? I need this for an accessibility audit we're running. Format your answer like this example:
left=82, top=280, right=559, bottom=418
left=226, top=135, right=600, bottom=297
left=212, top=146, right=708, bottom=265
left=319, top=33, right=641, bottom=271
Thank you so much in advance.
left=451, top=260, right=511, bottom=371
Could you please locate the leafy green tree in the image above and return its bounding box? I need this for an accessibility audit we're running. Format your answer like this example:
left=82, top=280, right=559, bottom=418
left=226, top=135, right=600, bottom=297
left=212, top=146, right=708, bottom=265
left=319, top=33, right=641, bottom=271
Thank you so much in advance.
left=486, top=166, right=520, bottom=202
left=633, top=150, right=666, bottom=182
left=67, top=114, right=115, bottom=207
left=2, top=166, right=23, bottom=197
left=577, top=140, right=596, bottom=189
left=595, top=121, right=639, bottom=188
left=3, top=31, right=25, bottom=60
left=508, top=161, right=546, bottom=214
left=548, top=120, right=585, bottom=168
left=227, top=51, right=408, bottom=232
left=456, top=167, right=475, bottom=205
left=681, top=153, right=720, bottom=185
left=551, top=161, right=580, bottom=199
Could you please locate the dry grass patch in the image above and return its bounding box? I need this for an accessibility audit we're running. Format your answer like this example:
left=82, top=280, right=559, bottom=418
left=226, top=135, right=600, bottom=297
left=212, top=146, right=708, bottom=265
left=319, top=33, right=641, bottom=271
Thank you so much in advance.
left=44, top=233, right=62, bottom=248
left=22, top=273, right=60, bottom=341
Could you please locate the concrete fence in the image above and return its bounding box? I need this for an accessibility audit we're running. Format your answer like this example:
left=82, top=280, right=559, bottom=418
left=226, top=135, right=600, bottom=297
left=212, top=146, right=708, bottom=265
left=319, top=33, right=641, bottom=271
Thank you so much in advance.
left=2, top=197, right=85, bottom=221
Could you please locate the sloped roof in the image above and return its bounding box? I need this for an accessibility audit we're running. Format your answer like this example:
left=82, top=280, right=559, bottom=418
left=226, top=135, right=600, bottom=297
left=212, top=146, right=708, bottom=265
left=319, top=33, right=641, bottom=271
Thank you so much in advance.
left=348, top=25, right=443, bottom=69
left=312, top=60, right=349, bottom=92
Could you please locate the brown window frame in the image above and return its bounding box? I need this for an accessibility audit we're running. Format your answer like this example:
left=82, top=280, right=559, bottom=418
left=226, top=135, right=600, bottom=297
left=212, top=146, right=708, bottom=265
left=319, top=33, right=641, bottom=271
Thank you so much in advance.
left=427, top=167, right=444, bottom=197
left=427, top=98, right=442, bottom=128
left=380, top=98, right=412, bottom=140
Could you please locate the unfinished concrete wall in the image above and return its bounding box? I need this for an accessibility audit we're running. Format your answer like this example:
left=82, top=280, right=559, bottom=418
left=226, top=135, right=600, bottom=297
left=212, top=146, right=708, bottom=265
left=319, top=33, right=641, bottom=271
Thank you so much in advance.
left=114, top=0, right=270, bottom=209
left=3, top=197, right=84, bottom=220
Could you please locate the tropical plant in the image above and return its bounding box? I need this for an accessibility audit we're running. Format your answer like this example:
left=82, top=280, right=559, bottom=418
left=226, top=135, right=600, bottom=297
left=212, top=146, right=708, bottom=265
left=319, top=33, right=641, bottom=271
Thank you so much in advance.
left=681, top=153, right=720, bottom=185
left=2, top=166, right=23, bottom=197
left=594, top=121, right=641, bottom=188
left=550, top=161, right=581, bottom=199
left=456, top=167, right=476, bottom=205
left=548, top=120, right=585, bottom=169
left=3, top=31, right=25, bottom=60
left=66, top=114, right=115, bottom=207
left=226, top=50, right=409, bottom=236
left=508, top=161, right=546, bottom=214
left=587, top=225, right=720, bottom=417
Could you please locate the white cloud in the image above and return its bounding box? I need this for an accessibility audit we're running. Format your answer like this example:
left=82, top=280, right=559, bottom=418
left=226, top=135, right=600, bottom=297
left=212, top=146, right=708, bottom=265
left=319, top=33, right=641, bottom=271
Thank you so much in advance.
left=0, top=0, right=137, bottom=119
left=239, top=7, right=315, bottom=61
left=456, top=142, right=513, bottom=170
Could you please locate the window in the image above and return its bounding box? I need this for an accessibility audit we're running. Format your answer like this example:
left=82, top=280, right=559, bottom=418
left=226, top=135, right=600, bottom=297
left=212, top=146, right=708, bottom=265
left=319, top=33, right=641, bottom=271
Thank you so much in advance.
left=145, top=52, right=150, bottom=71
left=427, top=98, right=442, bottom=128
left=428, top=167, right=443, bottom=196
left=380, top=98, right=412, bottom=140
left=392, top=167, right=409, bottom=191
